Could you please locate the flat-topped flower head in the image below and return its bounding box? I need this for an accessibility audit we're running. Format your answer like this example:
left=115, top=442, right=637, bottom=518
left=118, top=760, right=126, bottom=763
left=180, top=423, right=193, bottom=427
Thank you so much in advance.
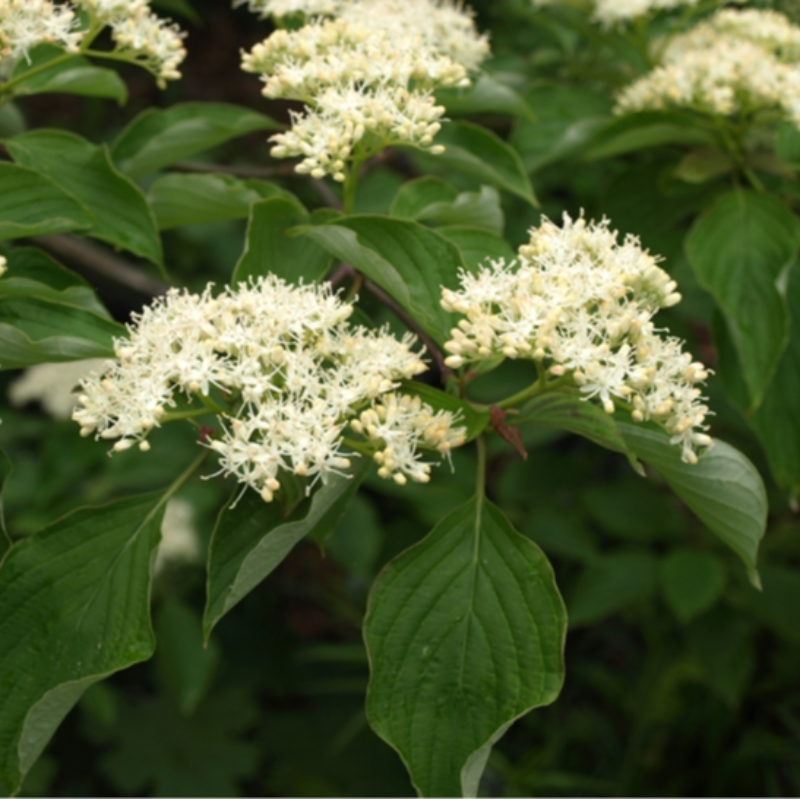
left=616, top=8, right=800, bottom=128
left=0, top=0, right=82, bottom=64
left=243, top=17, right=466, bottom=180
left=241, top=1, right=488, bottom=181
left=441, top=214, right=712, bottom=464
left=237, top=0, right=489, bottom=71
left=73, top=276, right=466, bottom=502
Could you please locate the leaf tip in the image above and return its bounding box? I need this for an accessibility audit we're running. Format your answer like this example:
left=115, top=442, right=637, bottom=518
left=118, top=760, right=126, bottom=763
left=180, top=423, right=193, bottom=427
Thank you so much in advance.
left=748, top=566, right=763, bottom=592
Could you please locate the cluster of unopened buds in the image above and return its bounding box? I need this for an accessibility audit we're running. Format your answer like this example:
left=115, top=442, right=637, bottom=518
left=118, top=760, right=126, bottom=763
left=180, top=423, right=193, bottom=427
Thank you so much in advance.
left=72, top=276, right=466, bottom=503
left=441, top=214, right=713, bottom=464
left=240, top=0, right=488, bottom=181
left=0, top=0, right=185, bottom=87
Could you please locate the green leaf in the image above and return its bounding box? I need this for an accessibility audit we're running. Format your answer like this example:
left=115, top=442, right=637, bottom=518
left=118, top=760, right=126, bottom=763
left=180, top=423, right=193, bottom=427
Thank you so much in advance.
left=148, top=173, right=286, bottom=230
left=568, top=551, right=659, bottom=627
left=154, top=599, right=219, bottom=715
left=398, top=381, right=490, bottom=442
left=0, top=449, right=12, bottom=561
left=203, top=461, right=369, bottom=641
left=673, top=149, right=734, bottom=184
left=100, top=688, right=257, bottom=796
left=742, top=565, right=800, bottom=645
left=112, top=103, right=279, bottom=179
left=0, top=103, right=26, bottom=137
left=1, top=246, right=112, bottom=319
left=296, top=216, right=464, bottom=343
left=436, top=73, right=532, bottom=119
left=392, top=178, right=504, bottom=236
left=233, top=196, right=334, bottom=285
left=0, top=296, right=123, bottom=369
left=0, top=493, right=165, bottom=794
left=6, top=130, right=163, bottom=266
left=660, top=549, right=726, bottom=623
left=776, top=122, right=800, bottom=166
left=0, top=162, right=93, bottom=241
left=686, top=191, right=800, bottom=409
left=365, top=495, right=566, bottom=798
left=12, top=49, right=127, bottom=104
left=686, top=609, right=754, bottom=707
left=515, top=392, right=632, bottom=457
left=584, top=111, right=716, bottom=161
left=717, top=267, right=800, bottom=498
left=391, top=176, right=458, bottom=218
left=413, top=121, right=537, bottom=205
left=436, top=225, right=516, bottom=273
left=511, top=85, right=612, bottom=172
left=618, top=423, right=767, bottom=588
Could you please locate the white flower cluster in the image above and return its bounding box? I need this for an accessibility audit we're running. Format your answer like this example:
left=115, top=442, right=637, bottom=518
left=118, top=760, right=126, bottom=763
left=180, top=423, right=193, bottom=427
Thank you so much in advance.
left=72, top=276, right=466, bottom=502
left=239, top=0, right=489, bottom=71
left=440, top=215, right=713, bottom=464
left=530, top=0, right=701, bottom=26
left=0, top=0, right=185, bottom=87
left=241, top=0, right=488, bottom=181
left=616, top=9, right=800, bottom=126
left=0, top=0, right=82, bottom=63
left=76, top=0, right=186, bottom=87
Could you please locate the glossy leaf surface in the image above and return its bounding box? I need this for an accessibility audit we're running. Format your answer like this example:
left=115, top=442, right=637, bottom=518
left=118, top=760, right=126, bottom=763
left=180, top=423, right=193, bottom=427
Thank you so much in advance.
left=0, top=494, right=164, bottom=794
left=365, top=495, right=566, bottom=797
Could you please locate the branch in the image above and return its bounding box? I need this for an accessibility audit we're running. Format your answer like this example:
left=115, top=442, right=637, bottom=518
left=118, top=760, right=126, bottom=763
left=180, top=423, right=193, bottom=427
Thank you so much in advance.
left=32, top=235, right=168, bottom=297
left=363, top=279, right=450, bottom=378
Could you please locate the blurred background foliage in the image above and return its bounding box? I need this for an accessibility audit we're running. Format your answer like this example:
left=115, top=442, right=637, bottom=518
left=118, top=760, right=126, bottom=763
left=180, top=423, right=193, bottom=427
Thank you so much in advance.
left=1, top=0, right=800, bottom=796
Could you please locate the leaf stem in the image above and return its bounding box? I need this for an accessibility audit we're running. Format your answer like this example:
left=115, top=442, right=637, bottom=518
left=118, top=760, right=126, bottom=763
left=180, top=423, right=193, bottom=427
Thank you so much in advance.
left=475, top=434, right=487, bottom=499
left=160, top=408, right=211, bottom=424
left=0, top=52, right=75, bottom=96
left=342, top=159, right=364, bottom=215
left=154, top=449, right=209, bottom=514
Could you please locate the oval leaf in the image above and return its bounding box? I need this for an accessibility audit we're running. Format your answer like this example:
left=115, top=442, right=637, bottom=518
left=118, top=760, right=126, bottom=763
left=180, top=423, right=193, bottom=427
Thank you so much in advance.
left=0, top=493, right=164, bottom=794
left=0, top=246, right=112, bottom=319
left=0, top=449, right=12, bottom=561
left=203, top=461, right=369, bottom=641
left=436, top=73, right=533, bottom=119
left=148, top=173, right=286, bottom=230
left=660, top=549, right=726, bottom=623
left=686, top=190, right=800, bottom=409
left=568, top=551, right=659, bottom=627
left=13, top=56, right=127, bottom=104
left=365, top=495, right=566, bottom=797
left=412, top=120, right=537, bottom=205
left=515, top=391, right=632, bottom=457
left=297, top=216, right=464, bottom=343
left=0, top=296, right=123, bottom=369
left=6, top=130, right=163, bottom=267
left=112, top=103, right=279, bottom=179
left=437, top=225, right=516, bottom=273
left=618, top=423, right=767, bottom=588
left=233, top=196, right=334, bottom=286
left=0, top=162, right=93, bottom=241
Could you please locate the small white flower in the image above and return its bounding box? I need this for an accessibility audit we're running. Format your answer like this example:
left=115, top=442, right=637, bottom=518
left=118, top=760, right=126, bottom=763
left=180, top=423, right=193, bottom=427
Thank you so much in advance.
left=441, top=214, right=713, bottom=464
left=0, top=0, right=82, bottom=63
